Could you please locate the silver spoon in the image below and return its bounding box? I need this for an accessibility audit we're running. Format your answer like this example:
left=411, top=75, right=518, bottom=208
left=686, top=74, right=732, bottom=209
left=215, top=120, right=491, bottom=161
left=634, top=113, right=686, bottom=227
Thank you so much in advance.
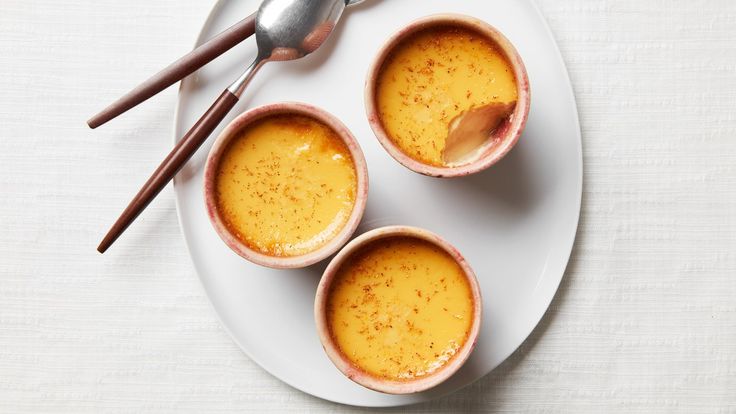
left=98, top=0, right=348, bottom=253
left=88, top=0, right=368, bottom=128
left=229, top=0, right=346, bottom=96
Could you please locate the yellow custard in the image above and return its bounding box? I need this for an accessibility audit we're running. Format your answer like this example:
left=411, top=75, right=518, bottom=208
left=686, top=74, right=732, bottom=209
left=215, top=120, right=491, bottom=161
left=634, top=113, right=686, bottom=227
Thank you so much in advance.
left=376, top=25, right=518, bottom=166
left=326, top=237, right=474, bottom=381
left=215, top=114, right=357, bottom=257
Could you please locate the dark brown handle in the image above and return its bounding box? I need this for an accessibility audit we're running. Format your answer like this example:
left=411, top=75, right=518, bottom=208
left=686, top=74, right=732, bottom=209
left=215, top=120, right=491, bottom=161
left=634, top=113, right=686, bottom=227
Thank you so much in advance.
left=98, top=90, right=239, bottom=253
left=87, top=13, right=255, bottom=129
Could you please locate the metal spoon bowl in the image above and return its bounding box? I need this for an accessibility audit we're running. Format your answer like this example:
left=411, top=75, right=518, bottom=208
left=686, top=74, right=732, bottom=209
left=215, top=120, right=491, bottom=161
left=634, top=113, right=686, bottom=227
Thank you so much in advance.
left=231, top=0, right=345, bottom=94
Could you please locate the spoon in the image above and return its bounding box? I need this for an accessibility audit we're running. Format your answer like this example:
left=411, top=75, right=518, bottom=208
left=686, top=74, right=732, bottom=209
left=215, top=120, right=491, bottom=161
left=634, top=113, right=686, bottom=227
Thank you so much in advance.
left=88, top=0, right=368, bottom=129
left=98, top=0, right=348, bottom=253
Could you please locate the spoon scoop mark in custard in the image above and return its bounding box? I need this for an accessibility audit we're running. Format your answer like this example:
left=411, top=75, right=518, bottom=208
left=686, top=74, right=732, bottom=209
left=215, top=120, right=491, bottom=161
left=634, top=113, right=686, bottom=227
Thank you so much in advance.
left=442, top=101, right=517, bottom=166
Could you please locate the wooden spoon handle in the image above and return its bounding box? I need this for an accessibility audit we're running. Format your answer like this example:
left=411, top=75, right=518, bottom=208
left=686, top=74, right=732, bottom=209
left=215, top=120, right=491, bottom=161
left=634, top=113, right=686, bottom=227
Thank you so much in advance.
left=87, top=13, right=256, bottom=129
left=98, top=90, right=239, bottom=253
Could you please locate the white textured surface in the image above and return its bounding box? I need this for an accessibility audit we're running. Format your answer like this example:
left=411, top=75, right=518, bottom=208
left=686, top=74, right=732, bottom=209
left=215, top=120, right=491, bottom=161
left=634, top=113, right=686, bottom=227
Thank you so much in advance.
left=0, top=0, right=734, bottom=412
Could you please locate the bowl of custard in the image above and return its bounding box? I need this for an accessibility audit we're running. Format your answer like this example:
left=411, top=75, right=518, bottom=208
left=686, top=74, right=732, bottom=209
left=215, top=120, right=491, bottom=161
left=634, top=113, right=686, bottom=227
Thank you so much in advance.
left=204, top=103, right=369, bottom=269
left=314, top=226, right=482, bottom=394
left=365, top=14, right=530, bottom=177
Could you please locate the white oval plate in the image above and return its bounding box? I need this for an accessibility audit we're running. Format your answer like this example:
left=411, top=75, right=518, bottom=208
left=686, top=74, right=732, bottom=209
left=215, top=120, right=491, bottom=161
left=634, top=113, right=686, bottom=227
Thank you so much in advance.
left=174, top=0, right=582, bottom=407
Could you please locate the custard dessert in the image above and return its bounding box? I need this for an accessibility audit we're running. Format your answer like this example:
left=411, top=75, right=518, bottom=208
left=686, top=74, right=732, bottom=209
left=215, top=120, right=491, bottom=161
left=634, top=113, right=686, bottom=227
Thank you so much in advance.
left=326, top=236, right=475, bottom=381
left=214, top=114, right=357, bottom=257
left=376, top=25, right=518, bottom=166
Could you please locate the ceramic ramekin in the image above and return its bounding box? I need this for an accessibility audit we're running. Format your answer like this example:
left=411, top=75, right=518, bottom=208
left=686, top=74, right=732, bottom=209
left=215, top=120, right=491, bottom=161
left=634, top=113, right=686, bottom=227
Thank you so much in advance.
left=314, top=226, right=483, bottom=394
left=365, top=14, right=531, bottom=178
left=204, top=102, right=369, bottom=269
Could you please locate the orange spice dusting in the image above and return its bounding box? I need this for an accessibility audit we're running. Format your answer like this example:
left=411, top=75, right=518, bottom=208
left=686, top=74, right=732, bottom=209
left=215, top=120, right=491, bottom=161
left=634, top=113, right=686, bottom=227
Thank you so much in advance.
left=326, top=237, right=474, bottom=381
left=215, top=114, right=357, bottom=257
left=376, top=25, right=518, bottom=166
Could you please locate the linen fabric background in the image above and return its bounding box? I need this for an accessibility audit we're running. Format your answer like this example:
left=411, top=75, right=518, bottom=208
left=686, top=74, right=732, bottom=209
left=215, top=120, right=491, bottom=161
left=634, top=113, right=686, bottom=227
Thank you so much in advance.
left=0, top=0, right=734, bottom=412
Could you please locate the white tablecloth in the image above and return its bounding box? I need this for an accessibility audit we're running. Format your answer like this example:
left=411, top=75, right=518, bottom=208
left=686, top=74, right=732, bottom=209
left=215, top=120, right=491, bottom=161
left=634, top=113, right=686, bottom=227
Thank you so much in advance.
left=1, top=0, right=734, bottom=412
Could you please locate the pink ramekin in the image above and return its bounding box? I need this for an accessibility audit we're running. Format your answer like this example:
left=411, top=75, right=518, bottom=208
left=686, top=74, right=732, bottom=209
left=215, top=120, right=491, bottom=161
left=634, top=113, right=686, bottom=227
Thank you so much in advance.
left=314, top=226, right=483, bottom=394
left=204, top=102, right=369, bottom=269
left=365, top=14, right=531, bottom=178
